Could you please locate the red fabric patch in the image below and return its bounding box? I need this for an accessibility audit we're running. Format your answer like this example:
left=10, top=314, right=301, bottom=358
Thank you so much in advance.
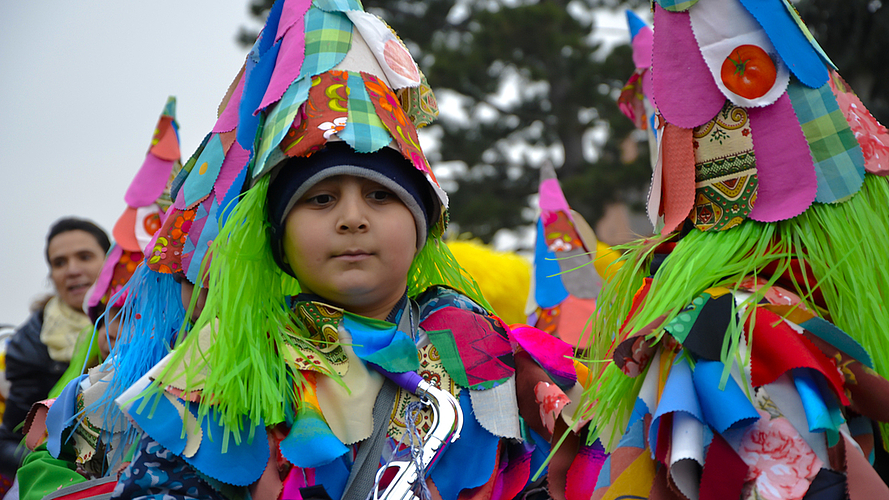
left=566, top=440, right=608, bottom=500
left=362, top=72, right=435, bottom=181
left=699, top=433, right=747, bottom=500
left=422, top=307, right=514, bottom=387
left=280, top=71, right=349, bottom=158
left=747, top=308, right=849, bottom=405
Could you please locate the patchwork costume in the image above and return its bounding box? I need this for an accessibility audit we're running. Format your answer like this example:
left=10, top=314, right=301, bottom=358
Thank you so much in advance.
left=583, top=5, right=889, bottom=500
left=111, top=2, right=589, bottom=499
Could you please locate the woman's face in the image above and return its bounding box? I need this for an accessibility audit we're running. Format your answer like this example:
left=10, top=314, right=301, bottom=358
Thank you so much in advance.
left=47, top=230, right=106, bottom=311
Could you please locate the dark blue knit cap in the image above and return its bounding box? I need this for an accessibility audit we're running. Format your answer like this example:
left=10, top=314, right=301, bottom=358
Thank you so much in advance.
left=267, top=142, right=437, bottom=276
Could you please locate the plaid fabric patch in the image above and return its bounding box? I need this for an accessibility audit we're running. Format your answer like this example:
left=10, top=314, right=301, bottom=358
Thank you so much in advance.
left=253, top=77, right=312, bottom=180
left=300, top=7, right=352, bottom=79
left=338, top=71, right=391, bottom=153
left=312, top=0, right=363, bottom=12
left=787, top=80, right=865, bottom=203
left=655, top=0, right=699, bottom=12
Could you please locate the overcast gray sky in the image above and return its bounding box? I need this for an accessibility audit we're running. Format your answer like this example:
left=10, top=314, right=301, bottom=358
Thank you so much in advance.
left=0, top=1, right=254, bottom=326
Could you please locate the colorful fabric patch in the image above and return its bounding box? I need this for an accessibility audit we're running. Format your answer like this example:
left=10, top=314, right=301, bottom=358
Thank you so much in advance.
left=533, top=218, right=569, bottom=309
left=313, top=0, right=363, bottom=12
left=691, top=101, right=757, bottom=231
left=747, top=93, right=818, bottom=221
left=509, top=324, right=576, bottom=387
left=146, top=207, right=196, bottom=275
left=342, top=312, right=419, bottom=373
left=423, top=307, right=514, bottom=390
left=655, top=0, right=699, bottom=11
left=786, top=80, right=865, bottom=203
left=362, top=72, right=433, bottom=179
left=280, top=72, right=349, bottom=159
left=828, top=70, right=889, bottom=176
left=747, top=308, right=848, bottom=405
left=301, top=7, right=352, bottom=79
left=398, top=70, right=438, bottom=128
left=699, top=433, right=748, bottom=500
left=648, top=357, right=703, bottom=452
left=126, top=155, right=177, bottom=209
left=738, top=0, right=828, bottom=89
left=183, top=196, right=219, bottom=283
left=688, top=0, right=790, bottom=108
left=280, top=373, right=347, bottom=468
left=660, top=124, right=697, bottom=234
left=180, top=134, right=225, bottom=209
left=339, top=71, right=392, bottom=153
left=257, top=4, right=309, bottom=111
left=693, top=360, right=759, bottom=433
left=673, top=293, right=735, bottom=361
left=651, top=5, right=726, bottom=129
left=345, top=10, right=421, bottom=89
left=738, top=410, right=822, bottom=500
left=565, top=439, right=607, bottom=500
left=283, top=301, right=349, bottom=376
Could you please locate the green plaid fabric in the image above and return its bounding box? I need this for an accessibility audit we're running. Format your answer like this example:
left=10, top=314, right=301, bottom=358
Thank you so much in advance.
left=339, top=71, right=391, bottom=153
left=253, top=77, right=312, bottom=180
left=787, top=80, right=865, bottom=203
left=313, top=0, right=363, bottom=12
left=300, top=8, right=352, bottom=79
left=655, top=0, right=699, bottom=12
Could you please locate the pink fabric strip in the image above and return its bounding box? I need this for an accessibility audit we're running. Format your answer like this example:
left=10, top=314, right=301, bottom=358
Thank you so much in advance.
left=747, top=93, right=817, bottom=222
left=651, top=5, right=725, bottom=129
left=124, top=155, right=175, bottom=207
left=538, top=178, right=571, bottom=213
left=660, top=124, right=696, bottom=235
left=212, top=71, right=246, bottom=134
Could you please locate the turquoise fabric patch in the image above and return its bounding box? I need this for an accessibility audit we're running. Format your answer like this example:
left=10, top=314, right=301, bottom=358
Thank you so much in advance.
left=313, top=0, right=363, bottom=12
left=254, top=77, right=312, bottom=180
left=181, top=133, right=225, bottom=209
left=280, top=408, right=348, bottom=468
left=787, top=81, right=865, bottom=203
left=344, top=313, right=420, bottom=373
left=801, top=316, right=873, bottom=368
left=339, top=71, right=392, bottom=153
left=185, top=198, right=219, bottom=284
left=300, top=8, right=352, bottom=79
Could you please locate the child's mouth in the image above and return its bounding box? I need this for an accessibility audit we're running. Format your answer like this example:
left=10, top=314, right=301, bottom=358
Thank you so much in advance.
left=334, top=250, right=372, bottom=262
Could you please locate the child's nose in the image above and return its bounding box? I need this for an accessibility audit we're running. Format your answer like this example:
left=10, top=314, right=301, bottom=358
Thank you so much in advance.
left=337, top=195, right=368, bottom=232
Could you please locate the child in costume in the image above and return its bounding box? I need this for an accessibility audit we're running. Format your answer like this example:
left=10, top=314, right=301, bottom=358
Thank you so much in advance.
left=112, top=2, right=589, bottom=499
left=582, top=5, right=889, bottom=500
left=13, top=98, right=189, bottom=500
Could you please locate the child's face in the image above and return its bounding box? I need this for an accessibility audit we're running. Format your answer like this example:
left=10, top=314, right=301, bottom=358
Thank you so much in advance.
left=283, top=175, right=417, bottom=319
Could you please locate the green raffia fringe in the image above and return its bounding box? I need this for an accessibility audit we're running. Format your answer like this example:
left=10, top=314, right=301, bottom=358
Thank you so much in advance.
left=582, top=174, right=889, bottom=450
left=146, top=176, right=493, bottom=448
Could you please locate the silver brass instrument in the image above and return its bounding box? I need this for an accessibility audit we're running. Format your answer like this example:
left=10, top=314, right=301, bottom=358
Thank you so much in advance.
left=373, top=376, right=463, bottom=500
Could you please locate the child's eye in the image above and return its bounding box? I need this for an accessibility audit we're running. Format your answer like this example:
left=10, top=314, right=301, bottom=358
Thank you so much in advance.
left=307, top=194, right=334, bottom=205
left=369, top=190, right=393, bottom=201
